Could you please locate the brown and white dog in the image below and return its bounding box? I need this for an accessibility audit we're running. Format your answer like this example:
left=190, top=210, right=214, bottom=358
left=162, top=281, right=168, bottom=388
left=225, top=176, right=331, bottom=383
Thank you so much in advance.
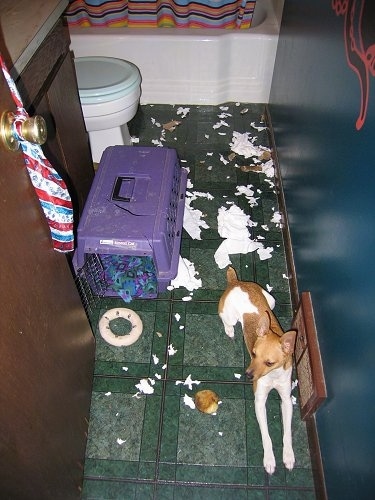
left=218, top=267, right=296, bottom=474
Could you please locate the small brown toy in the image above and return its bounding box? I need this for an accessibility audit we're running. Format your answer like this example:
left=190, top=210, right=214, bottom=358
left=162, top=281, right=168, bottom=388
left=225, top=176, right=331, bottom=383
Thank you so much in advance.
left=194, top=390, right=220, bottom=414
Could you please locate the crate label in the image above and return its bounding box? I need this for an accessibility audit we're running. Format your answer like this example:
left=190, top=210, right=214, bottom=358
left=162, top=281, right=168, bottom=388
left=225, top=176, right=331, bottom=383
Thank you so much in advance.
left=115, top=240, right=136, bottom=248
left=99, top=239, right=137, bottom=248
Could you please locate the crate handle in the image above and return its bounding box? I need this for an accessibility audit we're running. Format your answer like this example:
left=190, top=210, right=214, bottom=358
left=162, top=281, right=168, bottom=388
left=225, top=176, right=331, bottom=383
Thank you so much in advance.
left=112, top=176, right=135, bottom=202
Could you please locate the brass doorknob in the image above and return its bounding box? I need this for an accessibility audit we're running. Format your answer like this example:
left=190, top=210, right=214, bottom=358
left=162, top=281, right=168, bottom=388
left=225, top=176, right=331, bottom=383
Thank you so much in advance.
left=0, top=111, right=47, bottom=151
left=21, top=115, right=47, bottom=144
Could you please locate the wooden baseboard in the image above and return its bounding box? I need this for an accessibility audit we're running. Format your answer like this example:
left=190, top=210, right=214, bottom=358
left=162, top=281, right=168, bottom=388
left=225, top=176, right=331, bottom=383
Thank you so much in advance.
left=264, top=107, right=299, bottom=311
left=306, top=416, right=328, bottom=500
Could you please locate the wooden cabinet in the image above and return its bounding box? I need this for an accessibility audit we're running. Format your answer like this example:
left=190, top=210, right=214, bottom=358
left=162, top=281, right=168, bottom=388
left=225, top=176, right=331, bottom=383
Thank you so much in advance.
left=15, top=18, right=94, bottom=219
left=0, top=15, right=95, bottom=499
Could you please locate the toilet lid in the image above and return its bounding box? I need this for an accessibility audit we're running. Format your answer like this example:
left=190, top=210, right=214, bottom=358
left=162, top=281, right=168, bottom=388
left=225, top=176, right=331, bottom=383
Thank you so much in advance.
left=75, top=57, right=141, bottom=104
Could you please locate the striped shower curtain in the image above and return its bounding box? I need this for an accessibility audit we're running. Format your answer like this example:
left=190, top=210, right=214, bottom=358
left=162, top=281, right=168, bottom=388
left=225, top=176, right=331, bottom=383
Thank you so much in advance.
left=65, top=1, right=256, bottom=29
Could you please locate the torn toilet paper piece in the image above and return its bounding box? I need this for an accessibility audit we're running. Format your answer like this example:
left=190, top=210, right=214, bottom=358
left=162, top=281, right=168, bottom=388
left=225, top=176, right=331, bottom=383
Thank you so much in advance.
left=217, top=205, right=257, bottom=240
left=176, top=375, right=200, bottom=390
left=183, top=374, right=201, bottom=390
left=184, top=394, right=196, bottom=409
left=176, top=107, right=190, bottom=118
left=183, top=189, right=213, bottom=240
left=214, top=204, right=273, bottom=268
left=235, top=185, right=259, bottom=207
left=168, top=344, right=178, bottom=356
left=169, top=257, right=202, bottom=291
left=230, top=131, right=270, bottom=159
left=262, top=159, right=275, bottom=178
left=218, top=111, right=232, bottom=119
left=219, top=154, right=229, bottom=165
left=214, top=238, right=263, bottom=269
left=250, top=122, right=267, bottom=132
left=190, top=190, right=214, bottom=201
left=213, top=120, right=230, bottom=129
left=135, top=378, right=155, bottom=395
left=257, top=246, right=274, bottom=260
left=270, top=210, right=282, bottom=226
left=183, top=197, right=209, bottom=240
left=151, top=117, right=161, bottom=127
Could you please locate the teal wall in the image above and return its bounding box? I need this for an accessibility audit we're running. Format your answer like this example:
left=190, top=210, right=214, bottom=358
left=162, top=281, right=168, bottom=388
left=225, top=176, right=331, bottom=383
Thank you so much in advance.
left=269, top=0, right=375, bottom=497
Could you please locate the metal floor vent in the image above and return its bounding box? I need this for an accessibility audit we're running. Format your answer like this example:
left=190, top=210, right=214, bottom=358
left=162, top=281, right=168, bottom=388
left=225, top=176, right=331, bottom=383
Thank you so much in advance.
left=292, top=292, right=327, bottom=420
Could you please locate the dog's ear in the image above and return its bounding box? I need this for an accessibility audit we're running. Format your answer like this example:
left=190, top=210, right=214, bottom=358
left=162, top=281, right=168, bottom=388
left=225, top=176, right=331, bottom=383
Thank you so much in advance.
left=256, top=311, right=270, bottom=337
left=280, top=330, right=297, bottom=354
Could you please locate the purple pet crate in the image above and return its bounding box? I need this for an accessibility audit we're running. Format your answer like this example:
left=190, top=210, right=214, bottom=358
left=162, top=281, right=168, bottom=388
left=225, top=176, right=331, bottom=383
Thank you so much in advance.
left=74, top=146, right=187, bottom=300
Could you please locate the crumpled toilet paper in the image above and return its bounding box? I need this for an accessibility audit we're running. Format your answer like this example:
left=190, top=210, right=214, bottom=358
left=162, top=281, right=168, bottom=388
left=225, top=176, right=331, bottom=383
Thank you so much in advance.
left=182, top=182, right=213, bottom=240
left=169, top=257, right=202, bottom=291
left=183, top=197, right=209, bottom=240
left=217, top=204, right=256, bottom=239
left=214, top=204, right=273, bottom=268
left=214, top=238, right=263, bottom=269
left=230, top=131, right=269, bottom=159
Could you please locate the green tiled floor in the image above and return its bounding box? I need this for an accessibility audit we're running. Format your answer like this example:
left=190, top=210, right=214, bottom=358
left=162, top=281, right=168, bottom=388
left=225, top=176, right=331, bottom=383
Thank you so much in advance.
left=82, top=103, right=315, bottom=498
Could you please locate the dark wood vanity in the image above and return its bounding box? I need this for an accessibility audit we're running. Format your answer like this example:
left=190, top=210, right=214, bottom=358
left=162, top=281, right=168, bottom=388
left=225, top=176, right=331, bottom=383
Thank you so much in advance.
left=0, top=2, right=96, bottom=497
left=1, top=0, right=94, bottom=219
left=15, top=18, right=94, bottom=218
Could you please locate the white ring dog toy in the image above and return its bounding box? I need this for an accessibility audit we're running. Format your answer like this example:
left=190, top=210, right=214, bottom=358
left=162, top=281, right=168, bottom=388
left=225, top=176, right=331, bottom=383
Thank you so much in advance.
left=98, top=308, right=143, bottom=347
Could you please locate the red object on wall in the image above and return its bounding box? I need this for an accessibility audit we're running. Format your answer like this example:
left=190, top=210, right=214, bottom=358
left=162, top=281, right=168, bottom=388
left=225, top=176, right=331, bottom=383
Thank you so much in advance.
left=332, top=0, right=375, bottom=130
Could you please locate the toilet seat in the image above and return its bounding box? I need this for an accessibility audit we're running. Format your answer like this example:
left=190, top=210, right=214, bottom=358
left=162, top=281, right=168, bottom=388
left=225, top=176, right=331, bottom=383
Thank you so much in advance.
left=73, top=56, right=142, bottom=162
left=74, top=57, right=141, bottom=105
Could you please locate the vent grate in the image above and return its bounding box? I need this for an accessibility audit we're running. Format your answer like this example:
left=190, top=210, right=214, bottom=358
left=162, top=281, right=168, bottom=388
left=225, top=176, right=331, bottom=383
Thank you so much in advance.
left=165, top=162, right=182, bottom=252
left=292, top=292, right=327, bottom=420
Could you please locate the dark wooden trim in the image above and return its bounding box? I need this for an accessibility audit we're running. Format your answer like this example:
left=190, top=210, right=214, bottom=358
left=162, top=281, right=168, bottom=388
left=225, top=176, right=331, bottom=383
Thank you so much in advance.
left=264, top=106, right=299, bottom=312
left=15, top=19, right=69, bottom=111
left=306, top=416, right=328, bottom=500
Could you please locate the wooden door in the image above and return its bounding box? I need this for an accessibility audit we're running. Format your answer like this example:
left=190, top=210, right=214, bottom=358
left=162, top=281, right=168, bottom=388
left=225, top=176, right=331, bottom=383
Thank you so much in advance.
left=0, top=65, right=95, bottom=498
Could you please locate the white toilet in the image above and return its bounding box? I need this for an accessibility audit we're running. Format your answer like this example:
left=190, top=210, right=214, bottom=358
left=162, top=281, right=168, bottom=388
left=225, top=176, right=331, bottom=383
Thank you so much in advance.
left=74, top=56, right=141, bottom=163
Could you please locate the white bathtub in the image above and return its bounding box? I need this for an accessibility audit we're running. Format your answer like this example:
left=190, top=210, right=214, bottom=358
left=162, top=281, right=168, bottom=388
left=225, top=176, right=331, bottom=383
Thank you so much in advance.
left=69, top=0, right=284, bottom=105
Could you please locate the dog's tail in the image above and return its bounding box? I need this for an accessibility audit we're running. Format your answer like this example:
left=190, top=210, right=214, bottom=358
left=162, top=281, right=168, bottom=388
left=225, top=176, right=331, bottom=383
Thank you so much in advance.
left=226, top=266, right=238, bottom=284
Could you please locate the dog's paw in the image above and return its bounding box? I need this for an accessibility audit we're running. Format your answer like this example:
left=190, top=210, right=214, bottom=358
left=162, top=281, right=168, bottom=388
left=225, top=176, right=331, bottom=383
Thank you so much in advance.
left=263, top=451, right=276, bottom=475
left=283, top=446, right=295, bottom=471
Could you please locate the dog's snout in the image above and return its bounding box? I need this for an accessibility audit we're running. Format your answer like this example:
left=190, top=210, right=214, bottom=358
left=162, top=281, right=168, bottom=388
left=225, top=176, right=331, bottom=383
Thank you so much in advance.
left=246, top=369, right=254, bottom=380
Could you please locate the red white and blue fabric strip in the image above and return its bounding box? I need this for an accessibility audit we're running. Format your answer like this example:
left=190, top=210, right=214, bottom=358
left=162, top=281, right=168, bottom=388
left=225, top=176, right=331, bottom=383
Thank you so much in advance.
left=0, top=54, right=74, bottom=252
